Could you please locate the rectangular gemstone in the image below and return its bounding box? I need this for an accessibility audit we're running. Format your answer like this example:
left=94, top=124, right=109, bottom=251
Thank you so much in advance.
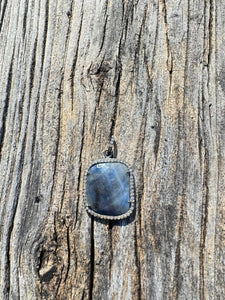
left=86, top=162, right=130, bottom=216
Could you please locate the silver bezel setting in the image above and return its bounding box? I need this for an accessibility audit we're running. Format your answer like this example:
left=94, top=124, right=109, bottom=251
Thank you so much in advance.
left=83, top=158, right=135, bottom=220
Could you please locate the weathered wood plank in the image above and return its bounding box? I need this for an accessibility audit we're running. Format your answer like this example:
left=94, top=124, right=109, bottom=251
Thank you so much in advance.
left=0, top=0, right=224, bottom=299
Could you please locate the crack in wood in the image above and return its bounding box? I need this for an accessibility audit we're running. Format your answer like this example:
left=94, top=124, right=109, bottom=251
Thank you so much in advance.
left=0, top=0, right=8, bottom=32
left=89, top=217, right=95, bottom=300
left=0, top=60, right=13, bottom=161
left=74, top=111, right=85, bottom=227
left=70, top=0, right=84, bottom=112
left=22, top=0, right=29, bottom=38
left=41, top=0, right=49, bottom=67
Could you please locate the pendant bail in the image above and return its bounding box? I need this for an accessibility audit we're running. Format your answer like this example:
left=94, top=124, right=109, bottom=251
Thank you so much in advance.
left=104, top=136, right=116, bottom=158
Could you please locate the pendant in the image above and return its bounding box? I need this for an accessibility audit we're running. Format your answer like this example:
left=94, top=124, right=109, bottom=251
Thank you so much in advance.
left=83, top=137, right=135, bottom=220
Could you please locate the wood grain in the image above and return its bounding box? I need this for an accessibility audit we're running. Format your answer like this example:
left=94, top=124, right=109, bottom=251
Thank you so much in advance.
left=0, top=0, right=224, bottom=299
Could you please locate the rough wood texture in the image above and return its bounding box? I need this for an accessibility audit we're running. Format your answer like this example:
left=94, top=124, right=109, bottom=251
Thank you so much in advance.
left=0, top=0, right=224, bottom=299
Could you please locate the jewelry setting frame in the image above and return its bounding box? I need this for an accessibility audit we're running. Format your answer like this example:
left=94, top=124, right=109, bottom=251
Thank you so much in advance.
left=83, top=158, right=135, bottom=220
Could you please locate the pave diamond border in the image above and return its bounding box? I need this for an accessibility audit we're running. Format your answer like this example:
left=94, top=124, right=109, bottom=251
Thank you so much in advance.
left=83, top=158, right=135, bottom=220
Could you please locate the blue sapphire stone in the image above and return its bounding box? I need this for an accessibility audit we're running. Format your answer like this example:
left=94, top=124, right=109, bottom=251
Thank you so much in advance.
left=86, top=162, right=130, bottom=216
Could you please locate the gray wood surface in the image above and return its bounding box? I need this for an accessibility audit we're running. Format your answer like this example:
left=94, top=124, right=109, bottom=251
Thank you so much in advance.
left=0, top=0, right=224, bottom=299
